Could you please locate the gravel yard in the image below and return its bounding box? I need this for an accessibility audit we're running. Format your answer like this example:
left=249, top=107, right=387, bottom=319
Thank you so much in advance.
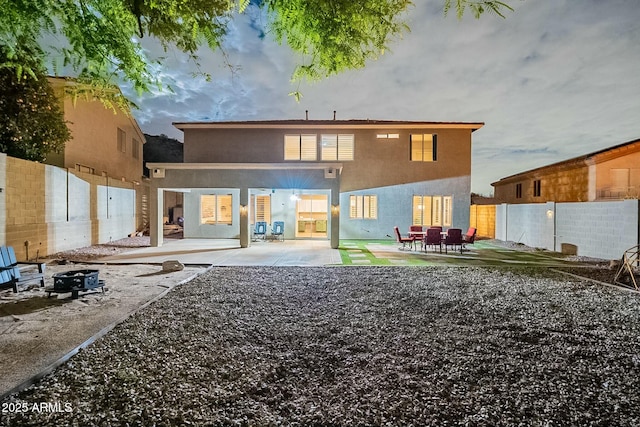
left=3, top=266, right=640, bottom=426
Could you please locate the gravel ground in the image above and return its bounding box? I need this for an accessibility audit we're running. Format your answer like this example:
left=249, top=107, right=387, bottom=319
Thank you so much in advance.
left=46, top=236, right=151, bottom=262
left=2, top=266, right=640, bottom=426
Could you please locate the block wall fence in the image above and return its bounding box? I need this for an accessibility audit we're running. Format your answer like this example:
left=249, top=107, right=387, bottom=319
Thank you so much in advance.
left=495, top=200, right=639, bottom=260
left=0, top=153, right=147, bottom=261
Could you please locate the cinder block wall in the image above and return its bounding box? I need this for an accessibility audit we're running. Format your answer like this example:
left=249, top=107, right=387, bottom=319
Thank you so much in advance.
left=2, top=156, right=139, bottom=260
left=5, top=156, right=49, bottom=260
left=504, top=203, right=553, bottom=250
left=555, top=200, right=639, bottom=259
left=495, top=199, right=639, bottom=260
left=0, top=154, right=6, bottom=246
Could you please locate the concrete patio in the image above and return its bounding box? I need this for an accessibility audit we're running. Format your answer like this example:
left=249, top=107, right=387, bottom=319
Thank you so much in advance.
left=101, top=238, right=342, bottom=266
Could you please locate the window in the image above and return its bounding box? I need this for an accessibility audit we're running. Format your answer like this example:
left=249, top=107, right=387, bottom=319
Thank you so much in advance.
left=132, top=138, right=140, bottom=159
left=410, top=134, right=437, bottom=162
left=516, top=183, right=522, bottom=199
left=200, top=194, right=233, bottom=225
left=412, top=195, right=452, bottom=226
left=284, top=134, right=317, bottom=160
left=117, top=128, right=126, bottom=153
left=321, top=134, right=354, bottom=160
left=252, top=195, right=271, bottom=224
left=349, top=195, right=377, bottom=219
left=533, top=180, right=541, bottom=197
left=376, top=133, right=399, bottom=139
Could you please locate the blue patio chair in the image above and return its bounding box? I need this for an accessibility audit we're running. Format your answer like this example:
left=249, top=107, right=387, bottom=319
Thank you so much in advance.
left=271, top=221, right=284, bottom=241
left=253, top=221, right=267, bottom=240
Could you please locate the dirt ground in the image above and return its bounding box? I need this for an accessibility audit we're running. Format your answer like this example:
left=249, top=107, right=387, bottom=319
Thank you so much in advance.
left=0, top=260, right=207, bottom=397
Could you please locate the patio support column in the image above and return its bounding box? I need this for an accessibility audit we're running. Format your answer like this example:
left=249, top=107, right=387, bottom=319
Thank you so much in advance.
left=330, top=189, right=340, bottom=249
left=150, top=187, right=164, bottom=247
left=239, top=187, right=249, bottom=248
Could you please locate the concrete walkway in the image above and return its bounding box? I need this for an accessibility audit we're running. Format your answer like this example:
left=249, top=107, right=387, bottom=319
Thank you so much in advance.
left=101, top=238, right=342, bottom=266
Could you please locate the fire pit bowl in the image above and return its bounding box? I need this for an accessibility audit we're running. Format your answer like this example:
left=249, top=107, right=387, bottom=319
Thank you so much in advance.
left=52, top=269, right=100, bottom=291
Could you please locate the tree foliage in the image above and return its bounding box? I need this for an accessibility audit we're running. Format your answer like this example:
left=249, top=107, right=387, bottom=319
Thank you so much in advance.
left=0, top=43, right=71, bottom=162
left=0, top=0, right=516, bottom=101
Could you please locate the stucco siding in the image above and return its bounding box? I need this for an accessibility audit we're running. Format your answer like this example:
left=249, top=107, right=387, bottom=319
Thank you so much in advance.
left=340, top=175, right=471, bottom=240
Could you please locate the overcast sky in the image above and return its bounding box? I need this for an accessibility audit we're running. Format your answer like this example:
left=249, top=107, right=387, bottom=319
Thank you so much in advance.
left=125, top=0, right=640, bottom=195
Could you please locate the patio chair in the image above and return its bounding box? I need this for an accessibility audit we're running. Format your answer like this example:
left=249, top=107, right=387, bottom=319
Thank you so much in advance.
left=0, top=246, right=46, bottom=293
left=271, top=221, right=285, bottom=241
left=423, top=227, right=443, bottom=253
left=443, top=228, right=463, bottom=254
left=409, top=225, right=423, bottom=249
left=462, top=227, right=477, bottom=250
left=253, top=221, right=267, bottom=240
left=394, top=226, right=415, bottom=250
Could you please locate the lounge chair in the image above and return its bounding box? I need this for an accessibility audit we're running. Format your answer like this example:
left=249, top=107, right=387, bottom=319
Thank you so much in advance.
left=271, top=221, right=284, bottom=241
left=0, top=246, right=46, bottom=293
left=253, top=221, right=267, bottom=240
left=462, top=227, right=477, bottom=250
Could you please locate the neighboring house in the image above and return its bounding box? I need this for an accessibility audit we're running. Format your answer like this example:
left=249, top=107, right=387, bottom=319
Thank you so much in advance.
left=492, top=137, right=640, bottom=204
left=147, top=120, right=483, bottom=248
left=0, top=78, right=146, bottom=259
left=47, top=77, right=145, bottom=184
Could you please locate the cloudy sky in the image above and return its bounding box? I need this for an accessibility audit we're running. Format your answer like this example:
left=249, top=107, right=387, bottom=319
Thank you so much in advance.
left=125, top=0, right=640, bottom=195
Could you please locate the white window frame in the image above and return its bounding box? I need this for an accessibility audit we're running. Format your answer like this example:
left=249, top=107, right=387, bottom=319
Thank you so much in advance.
left=200, top=194, right=233, bottom=225
left=412, top=195, right=452, bottom=226
left=284, top=134, right=317, bottom=160
left=349, top=195, right=377, bottom=219
left=321, top=134, right=354, bottom=161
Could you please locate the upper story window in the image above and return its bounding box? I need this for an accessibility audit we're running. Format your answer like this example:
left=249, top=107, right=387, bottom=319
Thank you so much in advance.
left=410, top=134, right=437, bottom=162
left=321, top=134, right=354, bottom=161
left=284, top=134, right=317, bottom=160
left=533, top=180, right=541, bottom=197
left=132, top=138, right=140, bottom=159
left=515, top=183, right=522, bottom=199
left=376, top=133, right=399, bottom=139
left=117, top=128, right=126, bottom=153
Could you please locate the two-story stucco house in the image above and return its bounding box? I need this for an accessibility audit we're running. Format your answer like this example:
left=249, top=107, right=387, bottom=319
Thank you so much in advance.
left=47, top=77, right=145, bottom=184
left=147, top=119, right=484, bottom=248
left=492, top=137, right=640, bottom=204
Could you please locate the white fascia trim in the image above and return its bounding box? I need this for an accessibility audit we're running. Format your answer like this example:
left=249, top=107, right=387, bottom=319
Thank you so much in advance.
left=173, top=123, right=484, bottom=131
left=147, top=162, right=343, bottom=171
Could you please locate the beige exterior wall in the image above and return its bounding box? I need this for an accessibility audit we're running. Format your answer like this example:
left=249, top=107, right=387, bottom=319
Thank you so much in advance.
left=594, top=150, right=640, bottom=199
left=494, top=164, right=589, bottom=204
left=493, top=138, right=640, bottom=204
left=4, top=156, right=48, bottom=260
left=183, top=125, right=475, bottom=192
left=47, top=78, right=145, bottom=184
